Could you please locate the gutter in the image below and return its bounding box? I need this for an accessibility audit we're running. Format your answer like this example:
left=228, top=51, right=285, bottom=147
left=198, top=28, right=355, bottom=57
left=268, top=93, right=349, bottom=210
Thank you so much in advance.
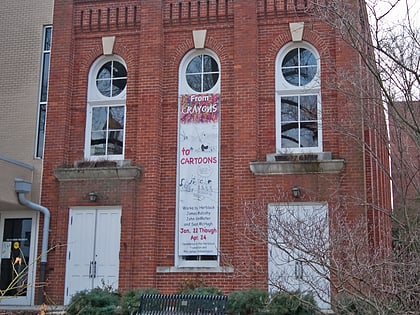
left=14, top=178, right=50, bottom=304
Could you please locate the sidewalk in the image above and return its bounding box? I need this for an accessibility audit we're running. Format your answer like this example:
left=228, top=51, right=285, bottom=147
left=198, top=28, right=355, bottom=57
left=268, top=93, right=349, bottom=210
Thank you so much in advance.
left=0, top=305, right=65, bottom=315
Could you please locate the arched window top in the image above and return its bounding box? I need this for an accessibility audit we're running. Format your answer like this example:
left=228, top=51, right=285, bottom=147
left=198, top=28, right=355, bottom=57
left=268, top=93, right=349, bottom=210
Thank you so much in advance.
left=179, top=49, right=220, bottom=95
left=88, top=55, right=127, bottom=101
left=276, top=42, right=320, bottom=92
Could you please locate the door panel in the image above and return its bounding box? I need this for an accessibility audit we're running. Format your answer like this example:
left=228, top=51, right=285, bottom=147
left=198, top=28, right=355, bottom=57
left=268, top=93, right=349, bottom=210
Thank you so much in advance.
left=65, top=210, right=96, bottom=303
left=268, top=246, right=303, bottom=293
left=64, top=208, right=121, bottom=305
left=94, top=210, right=121, bottom=289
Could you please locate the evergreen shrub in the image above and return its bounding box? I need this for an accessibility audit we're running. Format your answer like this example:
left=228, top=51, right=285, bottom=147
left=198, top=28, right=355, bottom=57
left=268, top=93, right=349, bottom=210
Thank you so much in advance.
left=227, top=288, right=268, bottom=315
left=65, top=287, right=120, bottom=315
left=119, top=288, right=160, bottom=315
left=227, top=288, right=320, bottom=315
left=268, top=291, right=319, bottom=315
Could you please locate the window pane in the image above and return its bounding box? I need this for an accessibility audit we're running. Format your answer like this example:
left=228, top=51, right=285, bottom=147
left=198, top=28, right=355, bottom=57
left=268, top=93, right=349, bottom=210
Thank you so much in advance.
left=97, top=62, right=112, bottom=79
left=109, top=106, right=125, bottom=129
left=36, top=104, right=46, bottom=157
left=300, top=66, right=317, bottom=85
left=300, top=95, right=318, bottom=121
left=97, top=80, right=111, bottom=97
left=111, top=78, right=127, bottom=97
left=281, top=97, right=298, bottom=121
left=91, top=107, right=108, bottom=131
left=40, top=54, right=50, bottom=102
left=44, top=27, right=52, bottom=51
left=281, top=122, right=299, bottom=148
left=300, top=48, right=316, bottom=66
left=203, top=55, right=219, bottom=72
left=107, top=131, right=123, bottom=154
left=186, top=74, right=202, bottom=91
left=300, top=122, right=318, bottom=147
left=282, top=49, right=298, bottom=68
left=112, top=61, right=127, bottom=78
left=186, top=56, right=202, bottom=74
left=282, top=67, right=299, bottom=86
left=91, top=131, right=107, bottom=155
left=202, top=74, right=219, bottom=92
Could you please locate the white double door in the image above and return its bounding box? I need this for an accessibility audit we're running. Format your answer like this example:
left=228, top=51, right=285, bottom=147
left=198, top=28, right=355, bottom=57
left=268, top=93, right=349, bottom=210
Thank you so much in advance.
left=64, top=207, right=121, bottom=305
left=268, top=203, right=330, bottom=310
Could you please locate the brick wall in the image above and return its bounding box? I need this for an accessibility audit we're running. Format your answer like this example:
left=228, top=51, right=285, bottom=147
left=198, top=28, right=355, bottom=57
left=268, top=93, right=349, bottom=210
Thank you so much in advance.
left=0, top=1, right=53, bottom=203
left=41, top=0, right=392, bottom=303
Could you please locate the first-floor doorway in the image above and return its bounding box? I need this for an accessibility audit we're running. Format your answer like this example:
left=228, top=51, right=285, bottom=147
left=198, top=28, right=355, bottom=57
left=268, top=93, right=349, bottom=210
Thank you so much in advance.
left=268, top=203, right=330, bottom=311
left=0, top=211, right=38, bottom=306
left=64, top=207, right=121, bottom=305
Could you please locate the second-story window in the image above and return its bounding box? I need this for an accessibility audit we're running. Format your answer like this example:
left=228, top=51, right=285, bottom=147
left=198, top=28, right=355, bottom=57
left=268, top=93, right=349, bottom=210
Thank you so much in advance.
left=85, top=56, right=127, bottom=160
left=275, top=42, right=322, bottom=153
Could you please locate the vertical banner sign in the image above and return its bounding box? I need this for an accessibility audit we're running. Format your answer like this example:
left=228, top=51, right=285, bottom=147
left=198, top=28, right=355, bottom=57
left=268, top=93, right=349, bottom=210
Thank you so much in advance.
left=177, top=94, right=220, bottom=256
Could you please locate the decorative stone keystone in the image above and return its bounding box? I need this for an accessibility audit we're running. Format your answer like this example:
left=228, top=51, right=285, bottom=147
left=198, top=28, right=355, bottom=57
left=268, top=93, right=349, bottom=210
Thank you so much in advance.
left=102, top=36, right=116, bottom=55
left=289, top=22, right=304, bottom=42
left=193, top=30, right=207, bottom=49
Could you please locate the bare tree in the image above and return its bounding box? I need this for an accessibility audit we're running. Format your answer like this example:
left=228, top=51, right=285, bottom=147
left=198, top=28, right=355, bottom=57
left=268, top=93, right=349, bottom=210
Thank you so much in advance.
left=241, top=1, right=419, bottom=314
left=313, top=1, right=419, bottom=312
left=243, top=193, right=418, bottom=314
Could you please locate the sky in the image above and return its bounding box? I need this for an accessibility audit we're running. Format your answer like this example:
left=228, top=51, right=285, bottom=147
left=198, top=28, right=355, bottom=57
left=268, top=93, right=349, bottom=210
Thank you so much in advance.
left=368, top=0, right=420, bottom=100
left=372, top=0, right=420, bottom=26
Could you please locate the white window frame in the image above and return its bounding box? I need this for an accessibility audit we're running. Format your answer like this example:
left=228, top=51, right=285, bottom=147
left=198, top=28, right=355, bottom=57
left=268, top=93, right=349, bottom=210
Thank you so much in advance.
left=178, top=49, right=221, bottom=95
left=85, top=55, right=127, bottom=161
left=175, top=49, right=221, bottom=268
left=275, top=42, right=322, bottom=154
left=35, top=25, right=52, bottom=158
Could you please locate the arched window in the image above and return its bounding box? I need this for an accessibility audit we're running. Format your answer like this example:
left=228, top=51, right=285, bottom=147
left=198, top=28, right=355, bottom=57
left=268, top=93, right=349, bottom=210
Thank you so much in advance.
left=275, top=42, right=322, bottom=153
left=176, top=49, right=221, bottom=268
left=85, top=55, right=127, bottom=160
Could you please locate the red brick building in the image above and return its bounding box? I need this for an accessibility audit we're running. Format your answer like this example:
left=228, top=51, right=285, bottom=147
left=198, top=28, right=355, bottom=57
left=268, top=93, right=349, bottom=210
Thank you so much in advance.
left=40, top=0, right=392, bottom=309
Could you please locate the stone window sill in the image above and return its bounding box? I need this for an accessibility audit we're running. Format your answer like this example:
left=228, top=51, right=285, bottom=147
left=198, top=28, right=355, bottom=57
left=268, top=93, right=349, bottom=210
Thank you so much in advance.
left=250, top=152, right=344, bottom=175
left=156, top=266, right=234, bottom=273
left=54, top=163, right=142, bottom=181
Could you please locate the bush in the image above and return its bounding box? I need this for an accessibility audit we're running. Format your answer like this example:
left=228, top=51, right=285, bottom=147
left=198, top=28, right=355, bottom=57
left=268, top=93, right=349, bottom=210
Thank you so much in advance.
left=227, top=288, right=269, bottom=315
left=119, top=288, right=159, bottom=315
left=268, top=291, right=319, bottom=315
left=177, top=278, right=224, bottom=296
left=66, top=287, right=120, bottom=315
left=227, top=289, right=320, bottom=315
left=333, top=294, right=379, bottom=314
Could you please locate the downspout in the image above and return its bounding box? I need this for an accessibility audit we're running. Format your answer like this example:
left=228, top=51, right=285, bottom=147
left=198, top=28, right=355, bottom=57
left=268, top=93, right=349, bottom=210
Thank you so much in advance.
left=15, top=178, right=50, bottom=304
